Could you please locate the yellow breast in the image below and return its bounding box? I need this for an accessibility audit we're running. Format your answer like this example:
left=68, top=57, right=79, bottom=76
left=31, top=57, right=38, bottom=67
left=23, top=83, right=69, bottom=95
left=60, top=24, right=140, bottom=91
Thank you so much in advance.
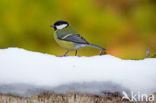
left=54, top=33, right=76, bottom=50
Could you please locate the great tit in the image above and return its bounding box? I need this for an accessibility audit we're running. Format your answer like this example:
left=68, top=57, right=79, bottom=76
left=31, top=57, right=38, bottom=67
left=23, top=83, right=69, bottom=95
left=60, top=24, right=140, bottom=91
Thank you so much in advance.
left=50, top=20, right=106, bottom=56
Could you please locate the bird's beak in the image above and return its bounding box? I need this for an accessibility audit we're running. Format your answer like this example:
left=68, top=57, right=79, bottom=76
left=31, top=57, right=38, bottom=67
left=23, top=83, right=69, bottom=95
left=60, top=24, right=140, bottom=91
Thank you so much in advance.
left=50, top=25, right=54, bottom=28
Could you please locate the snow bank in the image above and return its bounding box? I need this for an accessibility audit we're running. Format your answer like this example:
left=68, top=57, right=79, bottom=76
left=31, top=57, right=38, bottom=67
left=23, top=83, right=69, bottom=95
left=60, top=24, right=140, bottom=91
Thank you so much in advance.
left=0, top=48, right=156, bottom=97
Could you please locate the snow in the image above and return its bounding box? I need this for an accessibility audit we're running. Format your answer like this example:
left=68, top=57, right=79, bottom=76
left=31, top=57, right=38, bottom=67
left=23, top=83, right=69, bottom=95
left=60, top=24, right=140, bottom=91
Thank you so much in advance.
left=0, top=48, right=156, bottom=97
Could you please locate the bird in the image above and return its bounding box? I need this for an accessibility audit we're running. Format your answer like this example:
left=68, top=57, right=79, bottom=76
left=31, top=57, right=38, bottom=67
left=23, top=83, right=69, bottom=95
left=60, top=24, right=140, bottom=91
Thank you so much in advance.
left=50, top=20, right=106, bottom=56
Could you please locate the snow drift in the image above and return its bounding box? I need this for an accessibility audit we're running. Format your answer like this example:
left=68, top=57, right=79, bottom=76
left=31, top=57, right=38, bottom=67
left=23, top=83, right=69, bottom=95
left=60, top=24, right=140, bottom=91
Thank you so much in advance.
left=0, top=48, right=156, bottom=97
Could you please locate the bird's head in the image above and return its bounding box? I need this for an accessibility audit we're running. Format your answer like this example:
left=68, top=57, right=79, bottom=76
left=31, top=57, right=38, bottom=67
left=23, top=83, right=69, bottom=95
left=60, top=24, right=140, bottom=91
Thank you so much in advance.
left=51, top=20, right=69, bottom=30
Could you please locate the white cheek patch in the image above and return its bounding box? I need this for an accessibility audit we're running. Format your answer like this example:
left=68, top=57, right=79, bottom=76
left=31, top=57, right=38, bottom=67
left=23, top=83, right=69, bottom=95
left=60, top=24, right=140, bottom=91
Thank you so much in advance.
left=56, top=24, right=68, bottom=29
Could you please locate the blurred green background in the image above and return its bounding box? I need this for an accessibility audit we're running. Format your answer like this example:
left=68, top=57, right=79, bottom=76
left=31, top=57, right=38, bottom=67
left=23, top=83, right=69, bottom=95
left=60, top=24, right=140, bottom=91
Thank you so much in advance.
left=0, top=0, right=156, bottom=59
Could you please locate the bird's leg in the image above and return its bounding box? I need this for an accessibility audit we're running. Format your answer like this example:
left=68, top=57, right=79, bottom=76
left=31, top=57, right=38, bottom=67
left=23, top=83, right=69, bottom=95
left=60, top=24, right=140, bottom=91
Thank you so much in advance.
left=75, top=50, right=78, bottom=56
left=64, top=50, right=69, bottom=56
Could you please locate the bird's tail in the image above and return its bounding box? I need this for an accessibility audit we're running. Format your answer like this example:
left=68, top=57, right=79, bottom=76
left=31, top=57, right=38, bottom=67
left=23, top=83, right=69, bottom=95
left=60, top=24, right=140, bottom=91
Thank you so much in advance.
left=87, top=44, right=106, bottom=55
left=88, top=43, right=106, bottom=50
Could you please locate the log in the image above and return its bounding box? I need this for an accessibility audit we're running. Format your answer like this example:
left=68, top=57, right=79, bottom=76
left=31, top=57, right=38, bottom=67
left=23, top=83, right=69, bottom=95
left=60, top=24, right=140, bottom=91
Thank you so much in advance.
left=0, top=93, right=127, bottom=103
left=0, top=93, right=155, bottom=103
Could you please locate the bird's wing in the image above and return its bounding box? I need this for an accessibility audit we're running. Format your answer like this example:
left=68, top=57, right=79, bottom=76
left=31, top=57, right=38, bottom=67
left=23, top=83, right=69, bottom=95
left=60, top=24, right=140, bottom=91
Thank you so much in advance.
left=57, top=34, right=89, bottom=44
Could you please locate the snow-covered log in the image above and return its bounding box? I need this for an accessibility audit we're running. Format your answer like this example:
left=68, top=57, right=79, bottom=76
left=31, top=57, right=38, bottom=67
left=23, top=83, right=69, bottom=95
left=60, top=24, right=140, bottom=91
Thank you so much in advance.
left=0, top=48, right=156, bottom=102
